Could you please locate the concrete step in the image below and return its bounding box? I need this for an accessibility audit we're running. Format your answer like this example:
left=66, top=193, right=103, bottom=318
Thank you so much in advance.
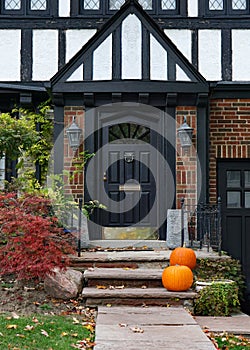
left=84, top=267, right=163, bottom=287
left=82, top=287, right=197, bottom=306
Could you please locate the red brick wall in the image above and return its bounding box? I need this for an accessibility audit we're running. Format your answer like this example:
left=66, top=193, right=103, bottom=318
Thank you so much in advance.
left=176, top=106, right=197, bottom=209
left=209, top=99, right=250, bottom=203
left=64, top=107, right=85, bottom=199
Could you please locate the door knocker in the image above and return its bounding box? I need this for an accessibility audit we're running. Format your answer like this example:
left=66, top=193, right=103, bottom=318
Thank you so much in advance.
left=124, top=152, right=134, bottom=163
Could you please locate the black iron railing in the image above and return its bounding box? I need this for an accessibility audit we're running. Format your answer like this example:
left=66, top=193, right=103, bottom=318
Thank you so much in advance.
left=181, top=197, right=222, bottom=255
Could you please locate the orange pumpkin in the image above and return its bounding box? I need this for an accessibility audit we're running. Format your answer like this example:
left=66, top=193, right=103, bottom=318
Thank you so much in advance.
left=162, top=265, right=193, bottom=291
left=170, top=247, right=197, bottom=270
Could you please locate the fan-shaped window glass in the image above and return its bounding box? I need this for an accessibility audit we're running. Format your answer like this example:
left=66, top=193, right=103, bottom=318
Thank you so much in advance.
left=109, top=123, right=151, bottom=144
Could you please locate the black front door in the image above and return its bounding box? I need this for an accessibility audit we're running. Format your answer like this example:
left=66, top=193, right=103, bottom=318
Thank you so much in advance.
left=218, top=160, right=250, bottom=299
left=101, top=123, right=157, bottom=230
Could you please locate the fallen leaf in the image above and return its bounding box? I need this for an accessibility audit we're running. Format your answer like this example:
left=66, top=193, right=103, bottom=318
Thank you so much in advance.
left=11, top=312, right=20, bottom=319
left=16, top=334, right=25, bottom=338
left=115, top=285, right=125, bottom=289
left=106, top=304, right=112, bottom=307
left=61, top=332, right=68, bottom=337
left=83, top=324, right=94, bottom=332
left=72, top=317, right=80, bottom=324
left=141, top=285, right=147, bottom=289
left=41, top=329, right=49, bottom=337
left=130, top=327, right=144, bottom=333
left=32, top=317, right=39, bottom=323
left=119, top=323, right=127, bottom=328
left=71, top=333, right=78, bottom=337
left=96, top=285, right=107, bottom=289
left=6, top=324, right=18, bottom=329
left=24, top=325, right=34, bottom=331
left=0, top=332, right=3, bottom=336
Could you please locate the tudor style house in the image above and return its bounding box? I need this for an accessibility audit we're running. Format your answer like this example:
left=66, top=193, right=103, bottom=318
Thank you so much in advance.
left=1, top=0, right=250, bottom=297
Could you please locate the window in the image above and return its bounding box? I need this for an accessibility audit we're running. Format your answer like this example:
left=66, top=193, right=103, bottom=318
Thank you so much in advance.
left=205, top=0, right=248, bottom=14
left=83, top=0, right=99, bottom=10
left=30, top=0, right=47, bottom=10
left=109, top=0, right=125, bottom=10
left=2, top=0, right=53, bottom=15
left=225, top=169, right=250, bottom=208
left=209, top=0, right=224, bottom=10
left=4, top=0, right=21, bottom=9
left=109, top=0, right=152, bottom=10
left=78, top=0, right=185, bottom=16
left=162, top=0, right=176, bottom=10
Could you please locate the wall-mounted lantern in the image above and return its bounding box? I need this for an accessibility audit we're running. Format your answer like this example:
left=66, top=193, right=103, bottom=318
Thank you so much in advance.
left=66, top=116, right=82, bottom=151
left=177, top=117, right=194, bottom=153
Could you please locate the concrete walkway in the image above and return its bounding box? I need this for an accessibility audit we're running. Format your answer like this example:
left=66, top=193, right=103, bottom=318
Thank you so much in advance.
left=195, top=313, right=250, bottom=334
left=93, top=306, right=216, bottom=350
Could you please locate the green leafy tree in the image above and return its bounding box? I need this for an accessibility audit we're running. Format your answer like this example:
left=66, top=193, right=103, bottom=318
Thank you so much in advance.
left=0, top=102, right=53, bottom=189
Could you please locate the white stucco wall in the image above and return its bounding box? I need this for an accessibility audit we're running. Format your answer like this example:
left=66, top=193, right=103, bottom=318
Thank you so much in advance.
left=0, top=30, right=21, bottom=81
left=150, top=34, right=167, bottom=80
left=187, top=0, right=198, bottom=17
left=93, top=34, right=112, bottom=80
left=122, top=14, right=142, bottom=79
left=176, top=66, right=190, bottom=81
left=164, top=29, right=192, bottom=61
left=32, top=30, right=58, bottom=80
left=66, top=29, right=96, bottom=62
left=58, top=0, right=70, bottom=17
left=198, top=30, right=221, bottom=81
left=232, top=30, right=250, bottom=81
left=67, top=65, right=83, bottom=81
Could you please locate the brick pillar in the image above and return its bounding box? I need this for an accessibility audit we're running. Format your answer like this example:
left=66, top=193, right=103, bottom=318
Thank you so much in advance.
left=64, top=107, right=85, bottom=200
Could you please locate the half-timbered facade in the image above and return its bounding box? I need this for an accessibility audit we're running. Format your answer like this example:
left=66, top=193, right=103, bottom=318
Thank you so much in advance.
left=2, top=0, right=250, bottom=302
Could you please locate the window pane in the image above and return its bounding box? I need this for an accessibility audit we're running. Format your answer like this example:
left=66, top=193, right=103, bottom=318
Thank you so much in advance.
left=227, top=191, right=241, bottom=208
left=162, top=0, right=176, bottom=10
left=209, top=0, right=224, bottom=10
left=227, top=171, right=241, bottom=187
left=31, top=0, right=47, bottom=10
left=245, top=171, right=250, bottom=188
left=245, top=192, right=250, bottom=208
left=138, top=0, right=152, bottom=10
left=5, top=0, right=21, bottom=10
left=84, top=0, right=100, bottom=10
left=109, top=0, right=125, bottom=10
left=232, top=0, right=246, bottom=10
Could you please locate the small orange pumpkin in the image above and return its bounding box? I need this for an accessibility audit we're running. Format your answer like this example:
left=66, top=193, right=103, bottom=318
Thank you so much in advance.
left=170, top=247, right=197, bottom=270
left=162, top=265, right=193, bottom=292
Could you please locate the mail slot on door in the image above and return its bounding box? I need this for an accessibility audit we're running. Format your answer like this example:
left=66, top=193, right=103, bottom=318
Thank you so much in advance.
left=119, top=184, right=141, bottom=191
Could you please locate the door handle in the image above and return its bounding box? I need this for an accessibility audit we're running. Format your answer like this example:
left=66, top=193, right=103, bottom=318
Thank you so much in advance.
left=103, top=172, right=107, bottom=181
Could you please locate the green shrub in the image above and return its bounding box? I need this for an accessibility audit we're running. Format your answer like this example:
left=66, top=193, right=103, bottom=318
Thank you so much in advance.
left=194, top=258, right=245, bottom=301
left=193, top=281, right=240, bottom=316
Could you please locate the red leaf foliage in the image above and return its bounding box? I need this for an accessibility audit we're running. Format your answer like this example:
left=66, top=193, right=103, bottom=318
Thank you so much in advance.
left=0, top=192, right=75, bottom=281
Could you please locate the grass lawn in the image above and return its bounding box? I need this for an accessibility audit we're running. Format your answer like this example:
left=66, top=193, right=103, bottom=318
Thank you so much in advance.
left=209, top=332, right=250, bottom=349
left=0, top=314, right=95, bottom=350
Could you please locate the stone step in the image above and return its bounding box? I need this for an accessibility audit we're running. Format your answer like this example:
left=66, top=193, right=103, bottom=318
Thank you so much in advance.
left=84, top=268, right=163, bottom=287
left=82, top=287, right=197, bottom=306
left=70, top=249, right=226, bottom=270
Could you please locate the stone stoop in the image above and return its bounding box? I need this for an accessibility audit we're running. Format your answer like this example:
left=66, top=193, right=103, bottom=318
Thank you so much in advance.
left=69, top=249, right=223, bottom=307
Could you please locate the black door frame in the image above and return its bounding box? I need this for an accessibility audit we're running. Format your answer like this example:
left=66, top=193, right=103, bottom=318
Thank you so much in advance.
left=85, top=102, right=172, bottom=240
